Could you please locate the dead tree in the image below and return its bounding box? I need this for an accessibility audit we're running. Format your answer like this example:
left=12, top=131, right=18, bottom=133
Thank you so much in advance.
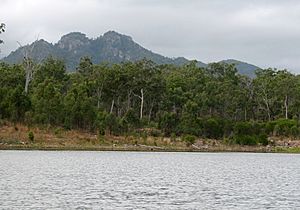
left=17, top=37, right=39, bottom=94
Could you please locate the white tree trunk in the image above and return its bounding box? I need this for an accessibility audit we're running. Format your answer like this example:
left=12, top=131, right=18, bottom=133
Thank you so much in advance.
left=25, top=70, right=31, bottom=94
left=284, top=95, right=288, bottom=119
left=265, top=101, right=271, bottom=121
left=133, top=89, right=144, bottom=120
left=110, top=99, right=114, bottom=114
left=140, top=89, right=144, bottom=120
left=24, top=60, right=33, bottom=94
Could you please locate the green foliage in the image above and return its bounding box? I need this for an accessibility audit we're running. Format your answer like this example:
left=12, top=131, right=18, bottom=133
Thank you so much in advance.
left=182, top=134, right=196, bottom=145
left=232, top=122, right=268, bottom=146
left=148, top=129, right=162, bottom=137
left=290, top=125, right=299, bottom=138
left=123, top=109, right=140, bottom=129
left=258, top=134, right=269, bottom=146
left=203, top=118, right=223, bottom=139
left=1, top=57, right=300, bottom=144
left=234, top=122, right=254, bottom=136
left=77, top=57, right=93, bottom=77
left=28, top=131, right=34, bottom=142
left=273, top=119, right=297, bottom=136
left=234, top=135, right=258, bottom=146
left=170, top=133, right=177, bottom=142
left=158, top=112, right=178, bottom=136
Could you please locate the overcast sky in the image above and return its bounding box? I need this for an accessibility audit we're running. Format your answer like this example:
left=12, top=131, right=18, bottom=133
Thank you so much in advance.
left=1, top=0, right=300, bottom=72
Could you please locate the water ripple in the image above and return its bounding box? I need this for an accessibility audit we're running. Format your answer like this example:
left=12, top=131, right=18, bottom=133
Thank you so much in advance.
left=0, top=151, right=300, bottom=209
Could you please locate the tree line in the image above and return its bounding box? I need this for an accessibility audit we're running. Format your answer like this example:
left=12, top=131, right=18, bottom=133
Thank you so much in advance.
left=1, top=56, right=300, bottom=145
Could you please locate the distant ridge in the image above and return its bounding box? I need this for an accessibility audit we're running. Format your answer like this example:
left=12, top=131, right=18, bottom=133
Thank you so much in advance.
left=220, top=59, right=260, bottom=78
left=2, top=31, right=259, bottom=76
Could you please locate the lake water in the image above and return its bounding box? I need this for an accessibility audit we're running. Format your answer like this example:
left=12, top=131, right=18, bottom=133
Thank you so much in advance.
left=0, top=151, right=299, bottom=209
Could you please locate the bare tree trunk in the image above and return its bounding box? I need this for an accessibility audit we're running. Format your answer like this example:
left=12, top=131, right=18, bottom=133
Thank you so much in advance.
left=140, top=89, right=144, bottom=120
left=133, top=89, right=144, bottom=120
left=284, top=95, right=288, bottom=119
left=261, top=87, right=271, bottom=121
left=263, top=98, right=271, bottom=121
left=110, top=99, right=114, bottom=114
left=18, top=40, right=38, bottom=94
left=25, top=70, right=31, bottom=94
left=24, top=60, right=34, bottom=94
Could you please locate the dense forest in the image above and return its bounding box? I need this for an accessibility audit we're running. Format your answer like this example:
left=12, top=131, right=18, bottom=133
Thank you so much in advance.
left=1, top=55, right=300, bottom=146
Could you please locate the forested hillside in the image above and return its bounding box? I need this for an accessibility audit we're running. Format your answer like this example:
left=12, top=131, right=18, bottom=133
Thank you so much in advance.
left=0, top=57, right=299, bottom=146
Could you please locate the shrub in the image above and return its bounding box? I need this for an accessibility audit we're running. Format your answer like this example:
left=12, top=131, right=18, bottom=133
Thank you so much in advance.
left=234, top=133, right=268, bottom=146
left=123, top=108, right=140, bottom=128
left=290, top=125, right=299, bottom=138
left=203, top=118, right=223, bottom=139
left=234, top=122, right=253, bottom=136
left=182, top=134, right=196, bottom=145
left=98, top=128, right=105, bottom=136
left=265, top=121, right=277, bottom=135
left=54, top=127, right=62, bottom=135
left=273, top=119, right=297, bottom=136
left=28, top=131, right=34, bottom=142
left=223, top=121, right=234, bottom=137
left=234, top=135, right=257, bottom=146
left=149, top=129, right=162, bottom=137
left=158, top=112, right=178, bottom=136
left=178, top=114, right=202, bottom=137
left=258, top=134, right=268, bottom=146
left=223, top=137, right=234, bottom=145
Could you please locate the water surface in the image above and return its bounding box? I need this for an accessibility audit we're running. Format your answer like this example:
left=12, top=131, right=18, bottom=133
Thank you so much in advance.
left=0, top=151, right=299, bottom=209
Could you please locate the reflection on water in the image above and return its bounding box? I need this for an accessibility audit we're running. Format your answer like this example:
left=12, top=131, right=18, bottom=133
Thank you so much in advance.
left=0, top=151, right=300, bottom=209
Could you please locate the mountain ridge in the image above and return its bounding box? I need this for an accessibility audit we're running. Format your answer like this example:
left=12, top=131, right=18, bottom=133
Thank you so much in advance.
left=1, top=31, right=259, bottom=76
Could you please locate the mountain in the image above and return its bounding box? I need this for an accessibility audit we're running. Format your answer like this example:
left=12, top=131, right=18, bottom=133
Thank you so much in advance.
left=2, top=31, right=206, bottom=70
left=220, top=59, right=260, bottom=78
left=2, top=31, right=259, bottom=76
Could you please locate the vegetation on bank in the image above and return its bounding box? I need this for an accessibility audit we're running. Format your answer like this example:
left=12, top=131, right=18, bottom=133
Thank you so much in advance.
left=0, top=122, right=299, bottom=153
left=1, top=56, right=300, bottom=150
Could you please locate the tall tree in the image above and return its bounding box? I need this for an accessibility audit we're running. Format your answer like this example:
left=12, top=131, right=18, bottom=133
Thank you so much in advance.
left=274, top=70, right=296, bottom=119
left=17, top=39, right=38, bottom=94
left=253, top=69, right=277, bottom=121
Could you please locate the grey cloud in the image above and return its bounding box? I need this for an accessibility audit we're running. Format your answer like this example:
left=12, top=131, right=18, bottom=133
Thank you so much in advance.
left=1, top=0, right=300, bottom=72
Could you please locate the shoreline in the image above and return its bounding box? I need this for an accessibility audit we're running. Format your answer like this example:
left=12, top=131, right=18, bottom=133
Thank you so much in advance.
left=1, top=123, right=300, bottom=154
left=1, top=144, right=299, bottom=154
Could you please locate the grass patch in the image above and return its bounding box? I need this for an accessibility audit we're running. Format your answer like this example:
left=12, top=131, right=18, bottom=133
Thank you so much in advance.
left=274, top=147, right=300, bottom=153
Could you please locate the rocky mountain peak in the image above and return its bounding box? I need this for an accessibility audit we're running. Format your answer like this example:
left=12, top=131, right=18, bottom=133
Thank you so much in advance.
left=101, top=31, right=133, bottom=46
left=1, top=30, right=260, bottom=76
left=57, top=32, right=90, bottom=51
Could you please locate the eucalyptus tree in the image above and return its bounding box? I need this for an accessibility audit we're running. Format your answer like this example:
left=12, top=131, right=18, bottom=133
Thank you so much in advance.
left=253, top=69, right=277, bottom=121
left=273, top=70, right=296, bottom=119
left=132, top=59, right=159, bottom=120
